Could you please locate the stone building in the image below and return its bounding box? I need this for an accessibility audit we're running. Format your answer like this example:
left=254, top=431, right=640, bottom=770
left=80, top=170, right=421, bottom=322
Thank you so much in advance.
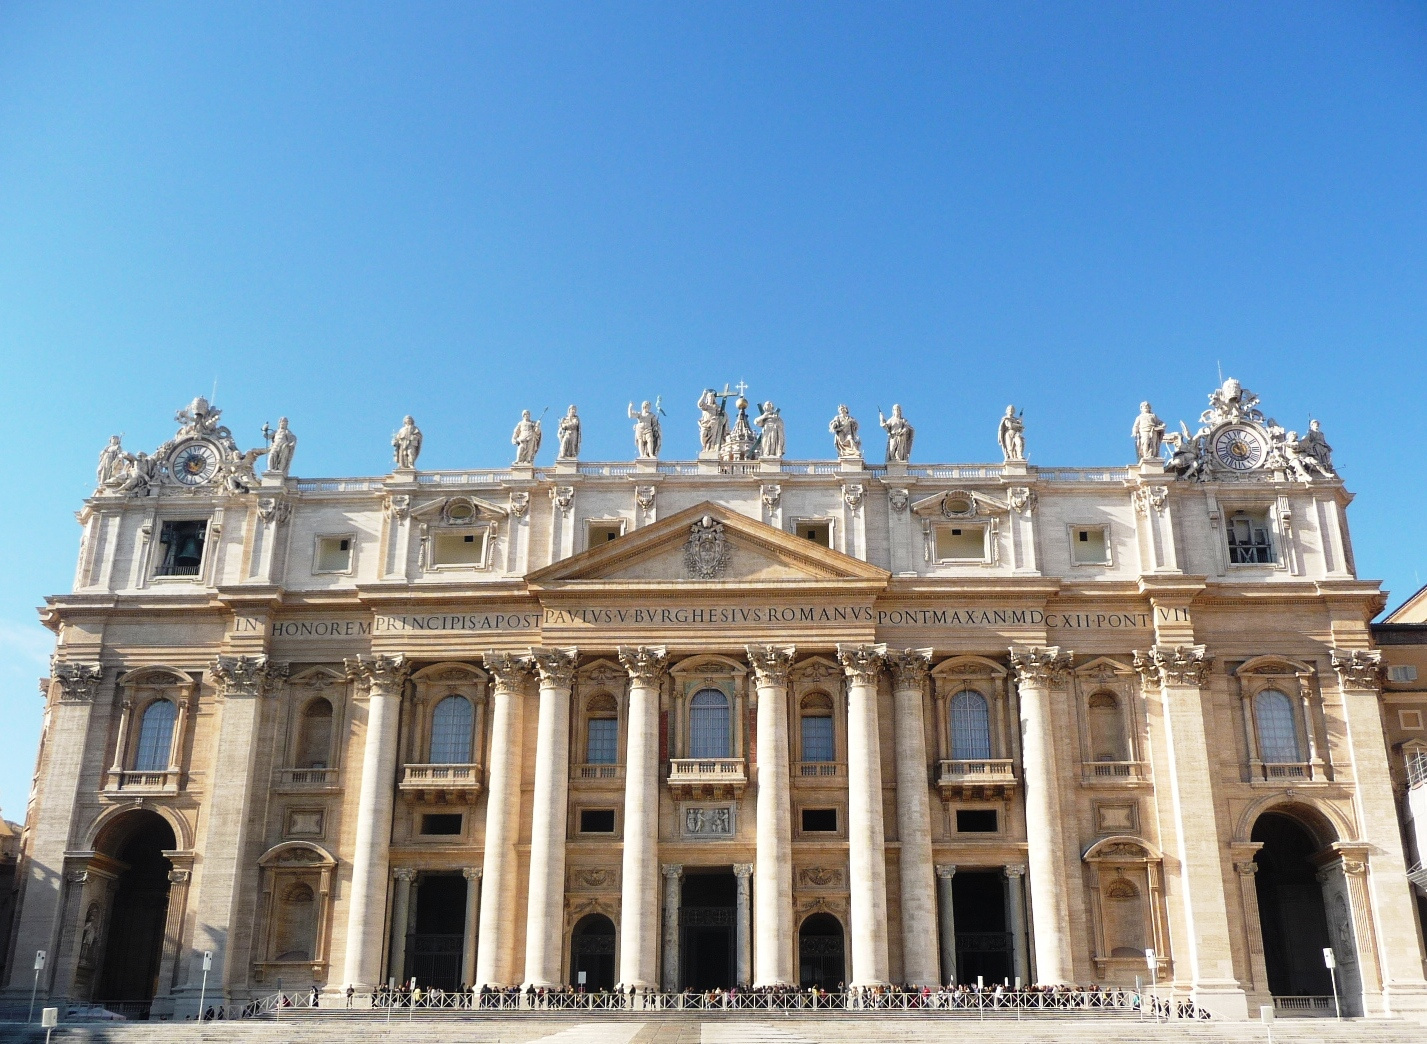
left=7, top=382, right=1426, bottom=1020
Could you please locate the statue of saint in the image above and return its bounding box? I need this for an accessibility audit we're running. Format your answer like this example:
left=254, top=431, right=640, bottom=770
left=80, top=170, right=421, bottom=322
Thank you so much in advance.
left=511, top=409, right=542, bottom=464
left=392, top=415, right=423, bottom=470
left=754, top=401, right=785, bottom=458
left=829, top=404, right=861, bottom=458
left=96, top=436, right=125, bottom=488
left=557, top=405, right=582, bottom=459
left=879, top=404, right=914, bottom=463
left=116, top=452, right=156, bottom=495
left=998, top=405, right=1026, bottom=462
left=267, top=417, right=297, bottom=475
left=697, top=389, right=729, bottom=454
left=1131, top=402, right=1166, bottom=460
left=1300, top=420, right=1335, bottom=476
left=628, top=400, right=662, bottom=458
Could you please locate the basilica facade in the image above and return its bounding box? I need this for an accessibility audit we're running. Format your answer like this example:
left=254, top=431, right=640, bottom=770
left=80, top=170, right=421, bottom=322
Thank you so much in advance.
left=9, top=381, right=1427, bottom=1021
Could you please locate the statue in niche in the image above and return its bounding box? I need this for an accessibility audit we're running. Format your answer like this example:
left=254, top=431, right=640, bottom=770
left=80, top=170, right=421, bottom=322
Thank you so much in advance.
left=697, top=389, right=729, bottom=454
left=557, top=405, right=582, bottom=459
left=78, top=904, right=100, bottom=966
left=392, top=415, right=423, bottom=470
left=628, top=399, right=662, bottom=458
left=879, top=404, right=914, bottom=463
left=754, top=401, right=785, bottom=458
left=511, top=409, right=542, bottom=464
left=998, top=405, right=1026, bottom=462
left=1300, top=420, right=1336, bottom=476
left=1131, top=402, right=1165, bottom=461
left=829, top=404, right=861, bottom=458
left=267, top=417, right=297, bottom=475
left=96, top=436, right=126, bottom=489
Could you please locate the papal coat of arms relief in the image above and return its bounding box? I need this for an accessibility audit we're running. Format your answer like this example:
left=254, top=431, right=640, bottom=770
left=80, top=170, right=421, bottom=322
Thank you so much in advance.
left=683, top=514, right=731, bottom=580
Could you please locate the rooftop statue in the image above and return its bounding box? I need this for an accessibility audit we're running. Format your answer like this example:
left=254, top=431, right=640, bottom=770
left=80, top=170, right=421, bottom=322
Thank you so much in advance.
left=879, top=404, right=914, bottom=463
left=629, top=399, right=663, bottom=458
left=96, top=435, right=126, bottom=490
left=557, top=405, right=581, bottom=460
left=998, top=405, right=1026, bottom=462
left=829, top=404, right=861, bottom=458
left=697, top=388, right=730, bottom=455
left=754, top=401, right=785, bottom=458
left=512, top=409, right=543, bottom=465
left=393, top=415, right=423, bottom=470
left=1131, top=402, right=1166, bottom=461
left=266, top=417, right=297, bottom=475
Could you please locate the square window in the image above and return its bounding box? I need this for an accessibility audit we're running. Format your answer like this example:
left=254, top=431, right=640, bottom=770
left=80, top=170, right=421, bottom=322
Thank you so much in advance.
left=1227, top=511, right=1275, bottom=565
left=432, top=529, right=487, bottom=567
left=797, top=521, right=831, bottom=547
left=956, top=809, right=998, bottom=833
left=315, top=535, right=353, bottom=573
left=580, top=809, right=616, bottom=833
left=156, top=520, right=207, bottom=577
left=587, top=521, right=623, bottom=547
left=1070, top=526, right=1110, bottom=565
left=1388, top=665, right=1419, bottom=683
left=935, top=524, right=985, bottom=561
left=1400, top=710, right=1424, bottom=731
left=420, top=813, right=463, bottom=836
left=801, top=807, right=838, bottom=832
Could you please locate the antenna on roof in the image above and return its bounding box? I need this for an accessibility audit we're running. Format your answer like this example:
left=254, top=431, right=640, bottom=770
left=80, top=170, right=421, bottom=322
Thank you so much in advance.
left=211, top=378, right=218, bottom=405
left=1216, top=360, right=1223, bottom=385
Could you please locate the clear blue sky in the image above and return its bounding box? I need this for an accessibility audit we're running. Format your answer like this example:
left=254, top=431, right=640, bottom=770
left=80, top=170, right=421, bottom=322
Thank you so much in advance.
left=1, top=3, right=1424, bottom=817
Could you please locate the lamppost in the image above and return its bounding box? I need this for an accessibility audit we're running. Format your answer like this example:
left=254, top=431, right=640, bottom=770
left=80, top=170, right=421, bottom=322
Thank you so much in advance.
left=28, top=950, right=46, bottom=1023
left=197, top=951, right=213, bottom=1023
left=1324, top=947, right=1342, bottom=1020
left=1145, top=948, right=1158, bottom=1022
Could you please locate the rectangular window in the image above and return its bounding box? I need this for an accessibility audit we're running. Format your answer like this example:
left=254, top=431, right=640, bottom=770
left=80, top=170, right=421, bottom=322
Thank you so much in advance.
left=432, top=529, right=487, bottom=567
left=801, top=716, right=835, bottom=762
left=1070, top=526, right=1110, bottom=565
left=935, top=524, right=985, bottom=561
left=156, top=520, right=207, bottom=577
left=956, top=809, right=998, bottom=833
left=586, top=521, right=623, bottom=547
left=420, top=813, right=463, bottom=836
left=1226, top=511, right=1274, bottom=565
left=315, top=535, right=353, bottom=573
left=586, top=719, right=618, bottom=764
left=797, top=521, right=831, bottom=547
left=1388, top=665, right=1419, bottom=683
left=580, top=809, right=616, bottom=833
left=801, top=808, right=838, bottom=832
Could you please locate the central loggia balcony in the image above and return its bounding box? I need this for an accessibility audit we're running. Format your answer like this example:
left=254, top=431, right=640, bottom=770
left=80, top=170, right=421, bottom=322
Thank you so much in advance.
left=667, top=757, right=747, bottom=799
left=400, top=762, right=484, bottom=803
left=572, top=763, right=625, bottom=783
left=936, top=758, right=1017, bottom=799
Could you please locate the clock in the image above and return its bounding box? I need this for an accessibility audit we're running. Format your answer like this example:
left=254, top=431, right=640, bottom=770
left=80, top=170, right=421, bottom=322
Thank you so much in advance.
left=170, top=440, right=221, bottom=486
left=1212, top=425, right=1267, bottom=472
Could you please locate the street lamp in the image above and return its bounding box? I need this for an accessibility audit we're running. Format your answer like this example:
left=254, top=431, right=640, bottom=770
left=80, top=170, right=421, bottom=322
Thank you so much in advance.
left=1323, top=948, right=1341, bottom=1020
left=1145, top=948, right=1158, bottom=1021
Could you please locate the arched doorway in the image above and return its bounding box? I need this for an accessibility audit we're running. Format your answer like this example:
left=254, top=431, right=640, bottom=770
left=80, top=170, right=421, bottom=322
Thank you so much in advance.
left=1253, top=813, right=1334, bottom=999
left=798, top=913, right=845, bottom=989
left=94, top=810, right=176, bottom=1007
left=570, top=914, right=616, bottom=991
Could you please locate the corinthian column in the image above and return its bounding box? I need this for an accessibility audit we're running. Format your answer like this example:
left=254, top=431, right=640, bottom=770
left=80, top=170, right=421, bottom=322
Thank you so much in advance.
left=618, top=645, right=667, bottom=988
left=1008, top=645, right=1074, bottom=984
left=747, top=643, right=796, bottom=986
left=887, top=648, right=939, bottom=986
left=342, top=654, right=409, bottom=989
left=475, top=652, right=534, bottom=987
left=837, top=642, right=890, bottom=986
left=524, top=647, right=579, bottom=987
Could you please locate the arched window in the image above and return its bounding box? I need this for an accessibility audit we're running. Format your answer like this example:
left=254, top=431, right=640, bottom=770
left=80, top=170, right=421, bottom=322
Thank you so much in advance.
left=1254, top=690, right=1301, bottom=763
left=429, top=696, right=474, bottom=764
left=273, top=882, right=317, bottom=962
left=689, top=688, right=731, bottom=759
left=949, top=690, right=991, bottom=760
left=134, top=699, right=177, bottom=772
left=1087, top=692, right=1128, bottom=762
left=296, top=698, right=334, bottom=769
left=800, top=692, right=835, bottom=763
left=585, top=694, right=618, bottom=765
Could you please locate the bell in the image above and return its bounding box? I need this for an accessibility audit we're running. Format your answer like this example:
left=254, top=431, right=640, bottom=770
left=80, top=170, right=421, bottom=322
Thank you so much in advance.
left=174, top=534, right=203, bottom=571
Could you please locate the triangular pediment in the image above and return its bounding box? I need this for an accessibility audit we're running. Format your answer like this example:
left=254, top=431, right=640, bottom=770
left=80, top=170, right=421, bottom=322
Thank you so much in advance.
left=527, top=502, right=889, bottom=586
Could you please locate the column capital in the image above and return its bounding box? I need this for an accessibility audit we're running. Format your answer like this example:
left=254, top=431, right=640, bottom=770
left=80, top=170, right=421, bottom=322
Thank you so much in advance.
left=50, top=660, right=104, bottom=703
left=212, top=654, right=289, bottom=699
left=344, top=654, right=410, bottom=697
left=393, top=867, right=417, bottom=883
left=531, top=647, right=579, bottom=689
left=1331, top=649, right=1383, bottom=692
left=733, top=863, right=754, bottom=879
left=1008, top=646, right=1072, bottom=686
left=483, top=651, right=535, bottom=691
left=837, top=643, right=887, bottom=683
left=618, top=645, right=668, bottom=683
left=1004, top=864, right=1027, bottom=879
left=1233, top=861, right=1259, bottom=877
left=168, top=868, right=191, bottom=884
left=935, top=864, right=957, bottom=880
left=887, top=648, right=934, bottom=691
left=1131, top=644, right=1212, bottom=689
left=463, top=867, right=483, bottom=881
left=746, top=644, right=796, bottom=686
left=661, top=863, right=683, bottom=880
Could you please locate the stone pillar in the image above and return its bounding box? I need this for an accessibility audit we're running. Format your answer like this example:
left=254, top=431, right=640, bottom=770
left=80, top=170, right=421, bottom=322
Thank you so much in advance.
left=935, top=865, right=957, bottom=985
left=461, top=868, right=482, bottom=988
left=1132, top=643, right=1245, bottom=1018
left=1008, top=646, right=1074, bottom=984
left=524, top=648, right=579, bottom=987
left=152, top=863, right=193, bottom=1005
left=887, top=649, right=940, bottom=986
left=747, top=644, right=796, bottom=986
left=185, top=656, right=285, bottom=1006
left=618, top=645, right=667, bottom=988
left=661, top=864, right=682, bottom=990
left=475, top=652, right=534, bottom=988
left=838, top=643, right=890, bottom=986
left=389, top=869, right=415, bottom=983
left=341, top=655, right=410, bottom=990
left=1005, top=864, right=1029, bottom=985
left=734, top=863, right=754, bottom=987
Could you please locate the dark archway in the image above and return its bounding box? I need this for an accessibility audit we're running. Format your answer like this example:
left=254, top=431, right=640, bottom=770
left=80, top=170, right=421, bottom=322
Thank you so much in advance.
left=1253, top=812, right=1333, bottom=997
left=953, top=870, right=1013, bottom=985
left=409, top=873, right=466, bottom=991
left=798, top=913, right=845, bottom=990
left=570, top=914, right=616, bottom=991
left=94, top=810, right=176, bottom=1006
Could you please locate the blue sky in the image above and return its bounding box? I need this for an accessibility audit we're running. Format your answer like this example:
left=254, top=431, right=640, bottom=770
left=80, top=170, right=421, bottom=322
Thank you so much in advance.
left=1, top=2, right=1425, bottom=817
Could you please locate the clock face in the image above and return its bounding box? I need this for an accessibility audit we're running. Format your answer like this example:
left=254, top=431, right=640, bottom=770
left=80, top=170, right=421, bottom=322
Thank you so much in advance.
left=170, top=441, right=221, bottom=486
left=1212, top=425, right=1267, bottom=472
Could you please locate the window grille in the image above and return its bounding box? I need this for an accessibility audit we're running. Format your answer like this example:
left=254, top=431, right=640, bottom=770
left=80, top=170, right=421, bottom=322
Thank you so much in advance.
left=950, top=690, right=992, bottom=760
left=586, top=718, right=618, bottom=765
left=1254, top=689, right=1301, bottom=763
left=429, top=696, right=474, bottom=764
left=801, top=715, right=835, bottom=763
left=689, top=688, right=731, bottom=759
left=134, top=699, right=177, bottom=772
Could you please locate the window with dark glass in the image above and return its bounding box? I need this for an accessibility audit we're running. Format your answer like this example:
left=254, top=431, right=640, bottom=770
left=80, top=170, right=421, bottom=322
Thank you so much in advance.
left=801, top=808, right=838, bottom=832
left=689, top=688, right=731, bottom=759
left=1255, top=689, right=1301, bottom=763
left=429, top=695, right=474, bottom=764
left=134, top=699, right=177, bottom=771
left=580, top=809, right=616, bottom=833
left=586, top=718, right=618, bottom=765
left=949, top=690, right=992, bottom=760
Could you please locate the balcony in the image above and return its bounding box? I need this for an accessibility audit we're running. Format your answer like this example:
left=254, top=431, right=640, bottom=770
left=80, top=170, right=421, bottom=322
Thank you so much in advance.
left=274, top=767, right=340, bottom=790
left=667, top=757, right=747, bottom=799
left=400, top=763, right=484, bottom=803
left=936, top=759, right=1016, bottom=799
left=796, top=761, right=846, bottom=780
left=1257, top=762, right=1314, bottom=782
left=572, top=763, right=625, bottom=783
left=1081, top=760, right=1148, bottom=785
left=106, top=768, right=181, bottom=794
